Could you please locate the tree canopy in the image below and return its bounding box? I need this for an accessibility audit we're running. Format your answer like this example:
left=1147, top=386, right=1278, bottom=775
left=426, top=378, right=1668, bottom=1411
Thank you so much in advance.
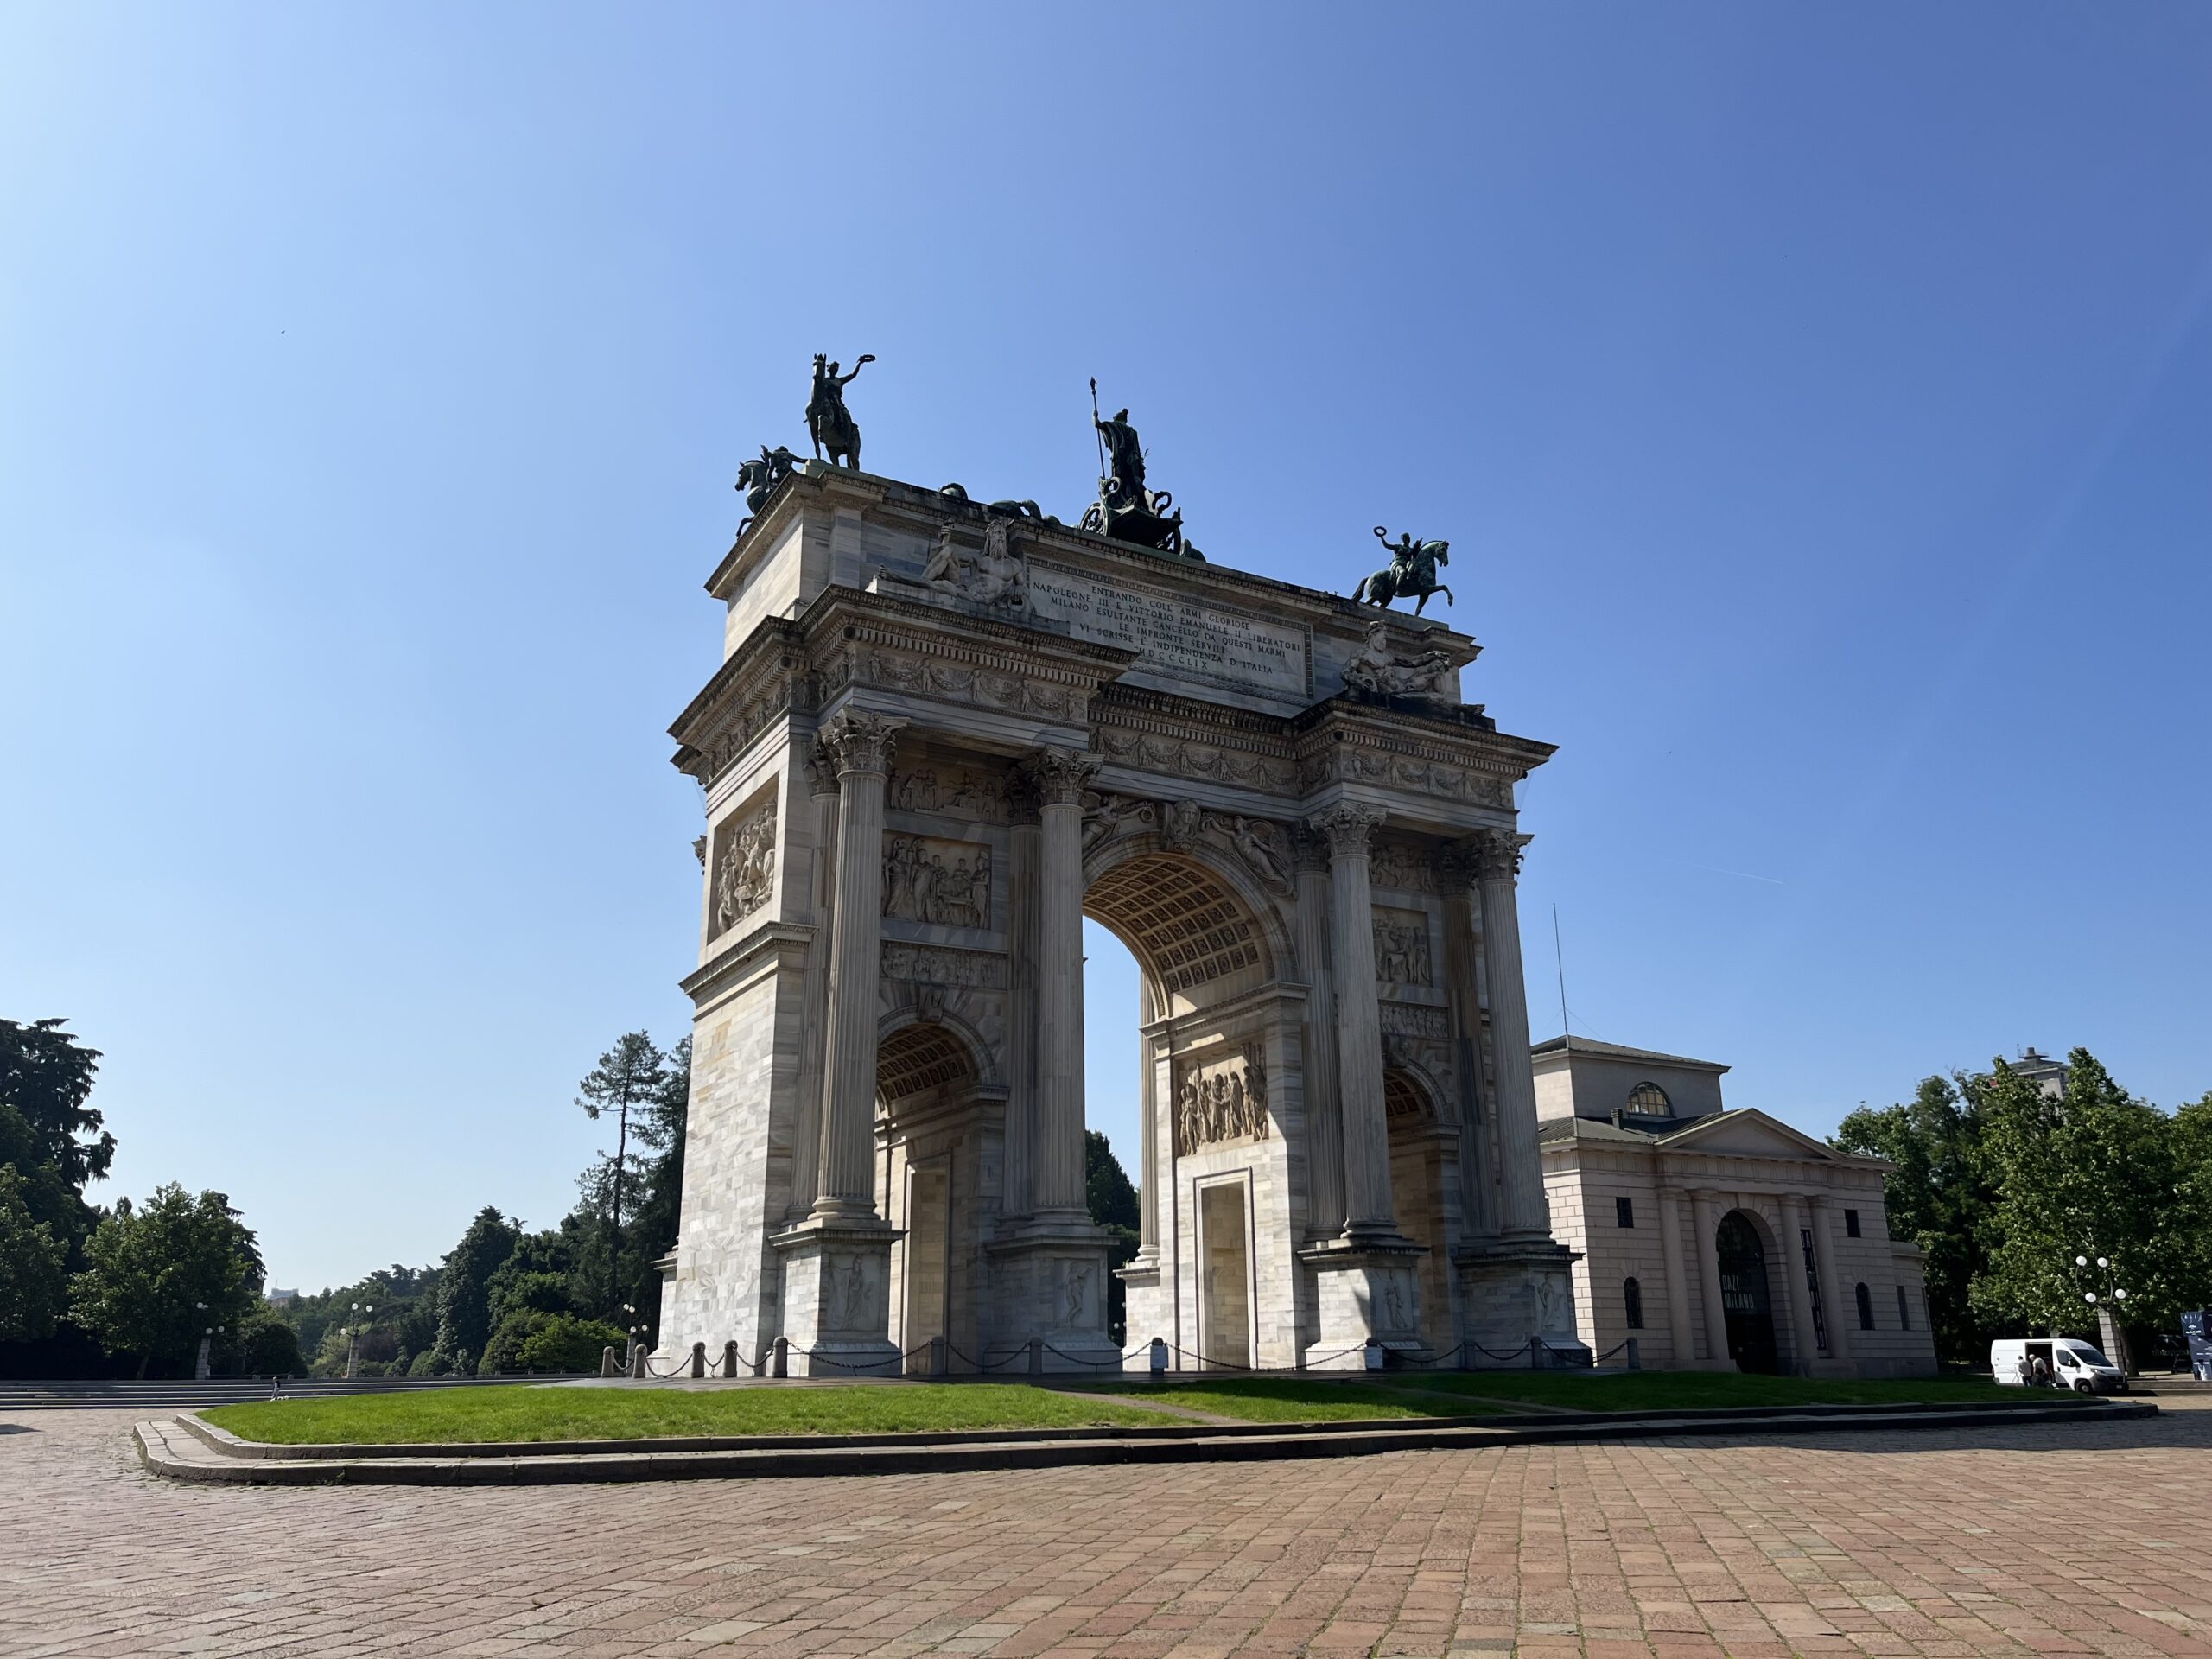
left=68, top=1184, right=264, bottom=1377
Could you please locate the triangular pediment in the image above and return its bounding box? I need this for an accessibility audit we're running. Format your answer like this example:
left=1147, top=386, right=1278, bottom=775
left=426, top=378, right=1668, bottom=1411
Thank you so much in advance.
left=1658, top=1109, right=1845, bottom=1162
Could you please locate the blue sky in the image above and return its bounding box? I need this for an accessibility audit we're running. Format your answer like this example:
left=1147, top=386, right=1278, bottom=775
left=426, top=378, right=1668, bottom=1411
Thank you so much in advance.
left=3, top=5, right=2207, bottom=1292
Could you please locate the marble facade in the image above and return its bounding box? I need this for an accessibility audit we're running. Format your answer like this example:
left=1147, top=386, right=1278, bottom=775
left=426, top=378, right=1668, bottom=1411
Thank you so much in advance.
left=656, top=462, right=1587, bottom=1373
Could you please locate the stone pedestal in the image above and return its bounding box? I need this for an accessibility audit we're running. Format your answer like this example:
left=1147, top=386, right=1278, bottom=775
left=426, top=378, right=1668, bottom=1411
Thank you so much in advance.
left=772, top=1219, right=901, bottom=1376
left=988, top=1216, right=1120, bottom=1370
left=1299, top=1237, right=1427, bottom=1369
left=1454, top=1238, right=1591, bottom=1365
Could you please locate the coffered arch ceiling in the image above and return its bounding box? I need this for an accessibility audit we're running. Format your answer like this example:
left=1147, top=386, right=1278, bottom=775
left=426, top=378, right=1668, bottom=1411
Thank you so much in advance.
left=1084, top=851, right=1273, bottom=1014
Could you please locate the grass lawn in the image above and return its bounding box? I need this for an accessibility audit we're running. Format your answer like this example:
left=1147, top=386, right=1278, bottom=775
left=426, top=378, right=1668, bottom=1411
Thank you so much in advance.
left=200, top=1382, right=1179, bottom=1446
left=1067, top=1370, right=2047, bottom=1422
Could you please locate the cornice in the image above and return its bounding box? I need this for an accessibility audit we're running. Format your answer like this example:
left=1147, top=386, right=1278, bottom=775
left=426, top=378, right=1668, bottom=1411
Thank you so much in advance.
left=678, top=920, right=813, bottom=1008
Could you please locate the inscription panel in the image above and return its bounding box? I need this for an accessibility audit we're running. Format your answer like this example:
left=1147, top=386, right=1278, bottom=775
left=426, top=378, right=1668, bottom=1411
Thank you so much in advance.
left=1027, top=562, right=1312, bottom=701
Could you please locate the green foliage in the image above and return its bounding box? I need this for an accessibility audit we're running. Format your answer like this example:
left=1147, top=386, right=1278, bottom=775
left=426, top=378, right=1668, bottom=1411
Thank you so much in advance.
left=423, top=1208, right=519, bottom=1374
left=68, top=1184, right=262, bottom=1377
left=572, top=1032, right=688, bottom=1324
left=1084, top=1129, right=1140, bottom=1233
left=1834, top=1073, right=1997, bottom=1364
left=200, top=1382, right=1179, bottom=1445
left=1970, top=1052, right=2195, bottom=1335
left=515, top=1313, right=627, bottom=1374
left=226, top=1304, right=306, bottom=1376
left=0, top=1019, right=113, bottom=1192
left=0, top=1165, right=69, bottom=1341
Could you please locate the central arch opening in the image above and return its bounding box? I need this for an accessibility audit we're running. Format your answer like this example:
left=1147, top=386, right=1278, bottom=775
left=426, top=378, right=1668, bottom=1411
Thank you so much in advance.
left=877, top=1020, right=982, bottom=1374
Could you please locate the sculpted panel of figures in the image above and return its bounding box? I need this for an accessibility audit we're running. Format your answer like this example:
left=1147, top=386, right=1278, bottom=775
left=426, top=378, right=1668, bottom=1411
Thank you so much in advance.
left=859, top=646, right=1081, bottom=723
left=923, top=515, right=1028, bottom=613
left=880, top=942, right=1009, bottom=990
left=1371, top=910, right=1433, bottom=987
left=1173, top=1048, right=1270, bottom=1157
left=1378, top=1002, right=1450, bottom=1040
left=711, top=797, right=778, bottom=937
left=1096, top=726, right=1299, bottom=793
left=882, top=835, right=994, bottom=930
left=1368, top=839, right=1436, bottom=893
left=887, top=763, right=1009, bottom=822
left=1080, top=791, right=1294, bottom=896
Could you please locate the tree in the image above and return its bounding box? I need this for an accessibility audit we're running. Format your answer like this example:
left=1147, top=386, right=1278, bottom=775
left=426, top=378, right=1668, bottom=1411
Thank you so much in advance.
left=0, top=1166, right=69, bottom=1342
left=1085, top=1129, right=1141, bottom=1345
left=423, top=1207, right=519, bottom=1374
left=1970, top=1050, right=2192, bottom=1339
left=68, top=1185, right=263, bottom=1377
left=0, top=1019, right=112, bottom=1192
left=1834, top=1073, right=1997, bottom=1364
left=575, top=1033, right=671, bottom=1313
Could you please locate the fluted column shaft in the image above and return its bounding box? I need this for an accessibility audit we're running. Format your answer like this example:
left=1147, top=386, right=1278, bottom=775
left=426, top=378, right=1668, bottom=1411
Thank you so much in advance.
left=1030, top=747, right=1099, bottom=1217
left=1778, top=1194, right=1821, bottom=1374
left=1656, top=1185, right=1695, bottom=1365
left=812, top=711, right=903, bottom=1217
left=1472, top=831, right=1548, bottom=1239
left=1692, top=1188, right=1735, bottom=1370
left=1003, top=793, right=1041, bottom=1218
left=1292, top=836, right=1344, bottom=1237
left=788, top=745, right=841, bottom=1217
left=1313, top=804, right=1393, bottom=1236
left=1809, top=1195, right=1853, bottom=1365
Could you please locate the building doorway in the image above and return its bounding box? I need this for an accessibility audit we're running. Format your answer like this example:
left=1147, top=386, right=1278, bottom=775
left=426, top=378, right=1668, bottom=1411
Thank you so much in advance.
left=900, top=1164, right=950, bottom=1374
left=1717, top=1211, right=1779, bottom=1374
left=1198, top=1181, right=1252, bottom=1369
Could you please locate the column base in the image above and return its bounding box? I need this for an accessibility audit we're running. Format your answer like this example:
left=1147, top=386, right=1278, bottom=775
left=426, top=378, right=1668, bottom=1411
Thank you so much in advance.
left=1298, top=1236, right=1427, bottom=1369
left=771, top=1217, right=901, bottom=1377
left=985, top=1216, right=1119, bottom=1370
left=1452, top=1239, right=1593, bottom=1368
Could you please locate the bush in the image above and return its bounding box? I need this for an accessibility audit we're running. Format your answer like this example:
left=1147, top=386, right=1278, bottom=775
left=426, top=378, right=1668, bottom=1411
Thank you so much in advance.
left=478, top=1308, right=551, bottom=1375
left=516, top=1313, right=627, bottom=1375
left=234, top=1309, right=305, bottom=1377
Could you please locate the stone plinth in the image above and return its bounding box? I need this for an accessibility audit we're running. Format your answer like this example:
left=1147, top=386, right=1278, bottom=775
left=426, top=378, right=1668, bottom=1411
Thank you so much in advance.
left=1299, top=1237, right=1429, bottom=1369
left=772, top=1218, right=901, bottom=1376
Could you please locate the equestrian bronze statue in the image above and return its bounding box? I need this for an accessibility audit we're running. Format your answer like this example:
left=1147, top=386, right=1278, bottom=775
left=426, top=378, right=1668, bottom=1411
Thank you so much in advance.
left=1354, top=525, right=1453, bottom=615
left=805, top=353, right=874, bottom=469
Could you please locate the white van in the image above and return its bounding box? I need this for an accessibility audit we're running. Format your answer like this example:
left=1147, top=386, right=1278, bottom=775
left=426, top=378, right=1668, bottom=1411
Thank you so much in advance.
left=1990, top=1338, right=2126, bottom=1394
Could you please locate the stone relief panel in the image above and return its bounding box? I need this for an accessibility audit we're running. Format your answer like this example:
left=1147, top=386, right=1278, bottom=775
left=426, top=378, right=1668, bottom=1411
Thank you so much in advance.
left=1096, top=727, right=1299, bottom=794
left=709, top=793, right=778, bottom=938
left=1081, top=791, right=1294, bottom=896
left=882, top=836, right=994, bottom=930
left=887, top=762, right=1009, bottom=822
left=1173, top=1047, right=1270, bottom=1157
left=1368, top=839, right=1437, bottom=893
left=857, top=645, right=1084, bottom=722
left=1378, top=1003, right=1450, bottom=1040
left=1372, top=909, right=1433, bottom=987
left=880, top=942, right=1009, bottom=989
left=1299, top=742, right=1516, bottom=810
left=923, top=515, right=1028, bottom=613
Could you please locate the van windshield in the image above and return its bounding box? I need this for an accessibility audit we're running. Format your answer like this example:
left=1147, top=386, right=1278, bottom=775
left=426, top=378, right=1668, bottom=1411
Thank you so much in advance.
left=2065, top=1344, right=2110, bottom=1366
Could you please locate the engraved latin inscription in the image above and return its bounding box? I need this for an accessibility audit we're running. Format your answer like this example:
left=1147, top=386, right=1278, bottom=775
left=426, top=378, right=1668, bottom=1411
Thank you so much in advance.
left=1027, top=562, right=1311, bottom=699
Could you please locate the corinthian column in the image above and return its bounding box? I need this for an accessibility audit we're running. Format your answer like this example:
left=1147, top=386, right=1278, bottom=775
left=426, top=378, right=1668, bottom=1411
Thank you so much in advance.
left=1310, top=804, right=1395, bottom=1238
left=810, top=709, right=903, bottom=1218
left=1471, top=830, right=1548, bottom=1240
left=1291, top=825, right=1344, bottom=1238
left=787, top=735, right=841, bottom=1217
left=1026, top=745, right=1100, bottom=1217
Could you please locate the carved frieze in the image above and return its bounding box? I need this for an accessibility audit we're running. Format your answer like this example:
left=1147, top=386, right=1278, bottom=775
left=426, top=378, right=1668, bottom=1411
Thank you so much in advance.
left=860, top=647, right=1083, bottom=722
left=1371, top=910, right=1433, bottom=987
left=1096, top=726, right=1299, bottom=793
left=882, top=835, right=993, bottom=929
left=887, top=763, right=1009, bottom=822
left=1173, top=1047, right=1270, bottom=1157
left=699, top=672, right=813, bottom=784
left=1369, top=839, right=1437, bottom=892
left=1079, top=792, right=1293, bottom=896
left=1298, top=742, right=1516, bottom=810
left=880, top=942, right=1008, bottom=990
left=710, top=796, right=778, bottom=937
left=1378, top=1003, right=1450, bottom=1039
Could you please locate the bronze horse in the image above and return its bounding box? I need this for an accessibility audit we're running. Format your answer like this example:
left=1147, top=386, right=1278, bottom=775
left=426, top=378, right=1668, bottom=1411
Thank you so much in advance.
left=1353, top=525, right=1453, bottom=615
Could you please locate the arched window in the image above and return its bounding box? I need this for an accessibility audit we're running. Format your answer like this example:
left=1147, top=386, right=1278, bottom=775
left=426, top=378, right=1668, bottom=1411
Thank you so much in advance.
left=1624, top=1277, right=1644, bottom=1331
left=1896, top=1284, right=1910, bottom=1331
left=1855, top=1282, right=1874, bottom=1331
left=1625, top=1081, right=1672, bottom=1116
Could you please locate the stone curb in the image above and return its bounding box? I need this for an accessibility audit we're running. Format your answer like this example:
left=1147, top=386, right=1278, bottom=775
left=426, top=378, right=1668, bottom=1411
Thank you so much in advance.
left=171, top=1393, right=2118, bottom=1463
left=135, top=1399, right=2156, bottom=1487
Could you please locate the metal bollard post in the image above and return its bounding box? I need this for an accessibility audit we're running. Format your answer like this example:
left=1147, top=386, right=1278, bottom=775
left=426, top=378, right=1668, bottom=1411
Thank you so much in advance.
left=772, top=1335, right=789, bottom=1378
left=1529, top=1337, right=1541, bottom=1370
left=1626, top=1337, right=1641, bottom=1371
left=1027, top=1337, right=1044, bottom=1377
left=601, top=1345, right=617, bottom=1379
left=690, top=1341, right=706, bottom=1380
left=722, top=1339, right=739, bottom=1378
left=1149, top=1337, right=1168, bottom=1379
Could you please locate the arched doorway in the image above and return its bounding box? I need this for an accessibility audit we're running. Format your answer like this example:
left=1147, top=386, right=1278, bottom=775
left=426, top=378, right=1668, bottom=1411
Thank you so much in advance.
left=1383, top=1067, right=1452, bottom=1351
left=877, top=1019, right=985, bottom=1373
left=1716, top=1211, right=1779, bottom=1374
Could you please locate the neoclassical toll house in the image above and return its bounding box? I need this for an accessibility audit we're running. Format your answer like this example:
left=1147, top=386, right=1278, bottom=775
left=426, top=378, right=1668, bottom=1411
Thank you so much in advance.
left=1535, top=1038, right=1938, bottom=1377
left=655, top=463, right=1589, bottom=1374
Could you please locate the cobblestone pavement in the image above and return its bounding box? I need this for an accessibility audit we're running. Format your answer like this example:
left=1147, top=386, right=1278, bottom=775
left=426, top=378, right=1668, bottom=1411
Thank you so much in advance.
left=4, top=1401, right=2210, bottom=1659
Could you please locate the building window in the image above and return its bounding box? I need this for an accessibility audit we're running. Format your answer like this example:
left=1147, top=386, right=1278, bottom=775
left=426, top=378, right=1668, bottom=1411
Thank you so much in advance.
left=1855, top=1282, right=1874, bottom=1331
left=1626, top=1081, right=1671, bottom=1116
left=1615, top=1196, right=1636, bottom=1229
left=1844, top=1208, right=1862, bottom=1238
left=1896, top=1284, right=1911, bottom=1330
left=1624, top=1277, right=1644, bottom=1330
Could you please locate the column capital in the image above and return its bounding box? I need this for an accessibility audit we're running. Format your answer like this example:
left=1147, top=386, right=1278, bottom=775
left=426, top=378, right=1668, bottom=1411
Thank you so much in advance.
left=819, top=709, right=905, bottom=778
left=1020, top=745, right=1101, bottom=809
left=1306, top=802, right=1385, bottom=859
left=1459, top=827, right=1530, bottom=882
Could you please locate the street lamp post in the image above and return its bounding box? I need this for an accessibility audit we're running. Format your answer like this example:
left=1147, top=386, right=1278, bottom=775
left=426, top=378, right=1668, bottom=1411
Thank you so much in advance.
left=194, top=1301, right=211, bottom=1380
left=2073, top=1254, right=2133, bottom=1374
left=345, top=1301, right=377, bottom=1379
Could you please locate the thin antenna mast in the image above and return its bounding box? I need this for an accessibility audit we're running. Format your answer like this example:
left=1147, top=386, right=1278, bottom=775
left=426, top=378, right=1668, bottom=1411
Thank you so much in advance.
left=1552, top=902, right=1571, bottom=1051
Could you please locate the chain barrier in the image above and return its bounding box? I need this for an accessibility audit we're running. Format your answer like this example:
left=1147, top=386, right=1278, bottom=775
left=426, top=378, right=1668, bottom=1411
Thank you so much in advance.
left=1593, top=1339, right=1630, bottom=1363
left=1469, top=1339, right=1533, bottom=1363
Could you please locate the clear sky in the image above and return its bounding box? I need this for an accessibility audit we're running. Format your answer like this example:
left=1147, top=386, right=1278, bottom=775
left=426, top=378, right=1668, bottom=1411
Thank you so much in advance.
left=4, top=4, right=2208, bottom=1293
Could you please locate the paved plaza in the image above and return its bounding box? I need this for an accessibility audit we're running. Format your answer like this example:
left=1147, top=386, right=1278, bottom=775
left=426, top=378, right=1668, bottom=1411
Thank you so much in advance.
left=4, top=1401, right=2210, bottom=1659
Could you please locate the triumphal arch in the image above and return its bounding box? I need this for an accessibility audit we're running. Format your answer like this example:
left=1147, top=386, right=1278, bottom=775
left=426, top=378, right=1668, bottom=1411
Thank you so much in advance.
left=657, top=441, right=1585, bottom=1374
